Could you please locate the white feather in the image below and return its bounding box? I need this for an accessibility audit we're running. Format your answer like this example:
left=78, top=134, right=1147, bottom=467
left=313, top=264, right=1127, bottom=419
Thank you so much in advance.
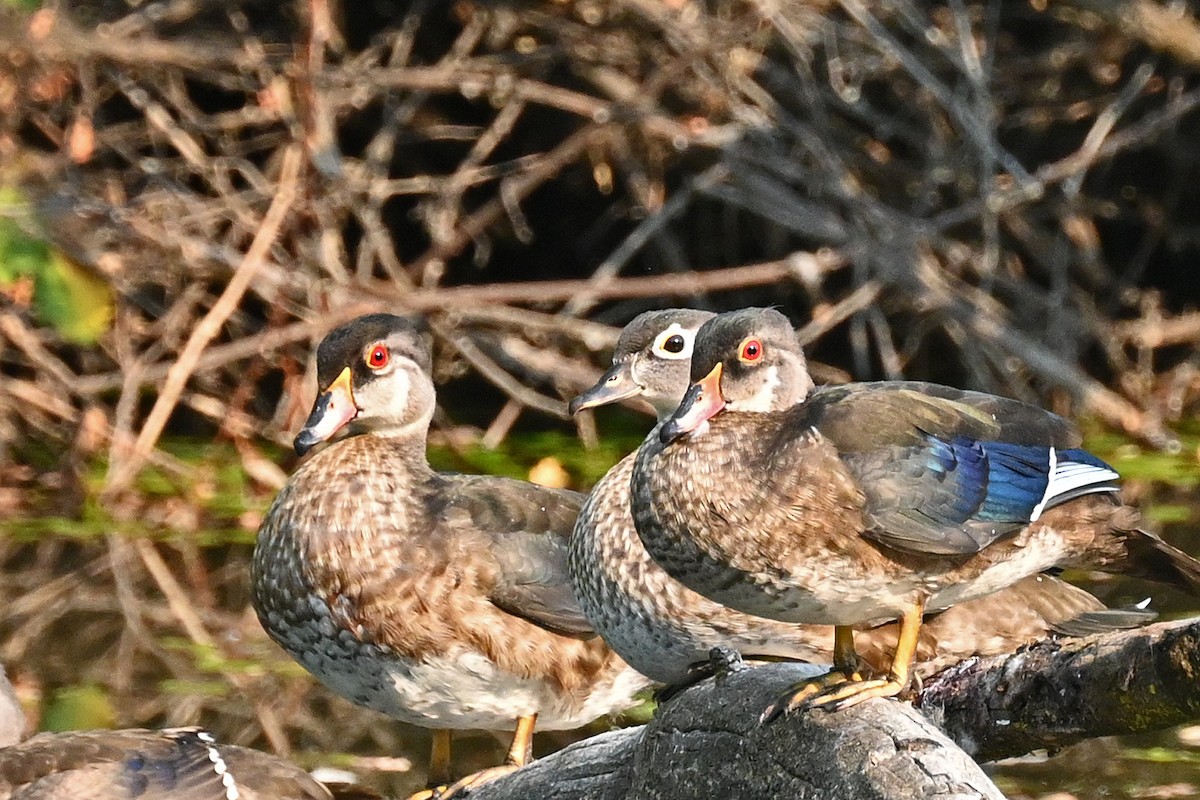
left=1030, top=447, right=1120, bottom=521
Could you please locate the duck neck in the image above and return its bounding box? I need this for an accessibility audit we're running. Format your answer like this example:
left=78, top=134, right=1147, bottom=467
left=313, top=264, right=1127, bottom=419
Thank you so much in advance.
left=651, top=398, right=682, bottom=422
left=356, top=404, right=435, bottom=461
left=370, top=428, right=433, bottom=468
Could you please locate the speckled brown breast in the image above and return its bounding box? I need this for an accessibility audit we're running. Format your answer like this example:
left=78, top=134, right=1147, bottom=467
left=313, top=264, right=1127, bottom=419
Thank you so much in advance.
left=253, top=435, right=649, bottom=731
left=571, top=451, right=830, bottom=682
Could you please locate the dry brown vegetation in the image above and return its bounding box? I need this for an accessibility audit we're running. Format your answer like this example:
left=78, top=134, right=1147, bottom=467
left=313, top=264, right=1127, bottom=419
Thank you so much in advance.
left=2, top=0, right=1200, bottom=796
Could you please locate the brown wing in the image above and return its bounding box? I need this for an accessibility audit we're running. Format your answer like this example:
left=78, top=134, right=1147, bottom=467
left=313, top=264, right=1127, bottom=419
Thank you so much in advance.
left=921, top=574, right=1150, bottom=660
left=432, top=475, right=595, bottom=637
left=788, top=383, right=1101, bottom=554
left=0, top=729, right=330, bottom=800
left=805, top=382, right=1081, bottom=451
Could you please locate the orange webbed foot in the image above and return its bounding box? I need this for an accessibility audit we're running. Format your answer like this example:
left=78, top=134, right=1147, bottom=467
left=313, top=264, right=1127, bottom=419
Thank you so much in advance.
left=406, top=786, right=447, bottom=800
left=762, top=607, right=924, bottom=722
left=430, top=764, right=521, bottom=798
left=759, top=667, right=863, bottom=723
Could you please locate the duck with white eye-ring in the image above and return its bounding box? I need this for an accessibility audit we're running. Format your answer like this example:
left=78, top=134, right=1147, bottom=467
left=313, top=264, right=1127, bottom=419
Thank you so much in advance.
left=630, top=306, right=1200, bottom=718
left=567, top=308, right=1153, bottom=693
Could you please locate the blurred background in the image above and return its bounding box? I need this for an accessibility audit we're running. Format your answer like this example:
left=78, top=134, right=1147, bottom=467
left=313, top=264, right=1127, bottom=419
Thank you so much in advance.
left=1, top=0, right=1200, bottom=797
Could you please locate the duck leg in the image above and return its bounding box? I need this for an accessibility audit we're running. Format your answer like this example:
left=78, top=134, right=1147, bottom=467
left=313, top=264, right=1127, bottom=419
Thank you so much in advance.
left=808, top=600, right=926, bottom=710
left=654, top=659, right=718, bottom=704
left=758, top=625, right=862, bottom=722
left=656, top=645, right=753, bottom=704
left=435, top=714, right=537, bottom=799
left=406, top=730, right=454, bottom=800
left=831, top=624, right=864, bottom=677
left=429, top=730, right=453, bottom=787
left=762, top=601, right=926, bottom=722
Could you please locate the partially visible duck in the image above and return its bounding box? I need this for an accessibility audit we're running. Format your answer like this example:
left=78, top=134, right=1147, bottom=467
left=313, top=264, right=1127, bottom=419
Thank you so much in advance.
left=0, top=664, right=337, bottom=800
left=631, top=307, right=1200, bottom=714
left=570, top=309, right=1154, bottom=686
left=252, top=314, right=650, bottom=797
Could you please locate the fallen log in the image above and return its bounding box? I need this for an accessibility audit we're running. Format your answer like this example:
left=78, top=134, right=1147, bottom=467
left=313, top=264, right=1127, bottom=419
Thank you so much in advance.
left=920, top=616, right=1200, bottom=761
left=464, top=617, right=1200, bottom=800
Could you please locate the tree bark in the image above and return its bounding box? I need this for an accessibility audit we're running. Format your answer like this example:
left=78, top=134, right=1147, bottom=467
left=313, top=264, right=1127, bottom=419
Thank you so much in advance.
left=465, top=618, right=1200, bottom=800
left=920, top=616, right=1200, bottom=761
left=471, top=661, right=1003, bottom=800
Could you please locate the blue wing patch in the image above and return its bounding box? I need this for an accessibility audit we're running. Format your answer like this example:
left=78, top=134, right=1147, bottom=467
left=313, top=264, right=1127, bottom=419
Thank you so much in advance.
left=960, top=438, right=1120, bottom=523
left=854, top=432, right=1122, bottom=556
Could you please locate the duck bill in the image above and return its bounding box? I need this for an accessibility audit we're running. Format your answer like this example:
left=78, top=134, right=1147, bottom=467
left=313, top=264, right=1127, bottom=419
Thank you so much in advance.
left=294, top=367, right=357, bottom=456
left=659, top=363, right=725, bottom=444
left=568, top=361, right=641, bottom=415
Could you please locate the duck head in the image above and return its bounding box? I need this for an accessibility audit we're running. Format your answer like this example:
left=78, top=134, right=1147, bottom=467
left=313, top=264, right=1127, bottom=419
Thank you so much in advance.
left=568, top=309, right=716, bottom=420
left=294, top=313, right=435, bottom=455
left=660, top=307, right=814, bottom=444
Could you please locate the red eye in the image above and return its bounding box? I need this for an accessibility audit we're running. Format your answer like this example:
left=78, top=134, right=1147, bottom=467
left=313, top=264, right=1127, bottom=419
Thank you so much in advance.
left=740, top=338, right=762, bottom=362
left=367, top=344, right=389, bottom=369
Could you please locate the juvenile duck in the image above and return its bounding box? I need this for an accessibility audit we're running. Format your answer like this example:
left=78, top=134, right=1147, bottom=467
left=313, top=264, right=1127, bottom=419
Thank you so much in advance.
left=0, top=665, right=335, bottom=800
left=570, top=309, right=1153, bottom=686
left=631, top=307, right=1200, bottom=714
left=253, top=314, right=649, bottom=797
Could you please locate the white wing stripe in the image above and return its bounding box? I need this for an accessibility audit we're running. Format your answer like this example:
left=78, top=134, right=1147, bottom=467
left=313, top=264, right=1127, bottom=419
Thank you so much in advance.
left=1030, top=446, right=1120, bottom=522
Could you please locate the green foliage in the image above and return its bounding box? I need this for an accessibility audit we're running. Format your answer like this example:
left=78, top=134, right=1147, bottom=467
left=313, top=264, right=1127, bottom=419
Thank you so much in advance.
left=1, top=438, right=263, bottom=545
left=613, top=692, right=657, bottom=725
left=0, top=198, right=49, bottom=281
left=427, top=412, right=648, bottom=490
left=160, top=637, right=306, bottom=679
left=4, top=515, right=116, bottom=542
left=42, top=684, right=117, bottom=732
left=1123, top=745, right=1200, bottom=764
left=0, top=188, right=113, bottom=343
left=1145, top=504, right=1194, bottom=524
left=158, top=679, right=232, bottom=698
left=1084, top=424, right=1200, bottom=490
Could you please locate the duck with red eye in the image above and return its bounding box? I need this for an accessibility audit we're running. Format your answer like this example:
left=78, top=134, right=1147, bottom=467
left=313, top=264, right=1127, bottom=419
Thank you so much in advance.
left=255, top=314, right=650, bottom=799
left=663, top=327, right=813, bottom=442
left=293, top=330, right=427, bottom=455
left=632, top=306, right=1200, bottom=716
left=567, top=309, right=1151, bottom=692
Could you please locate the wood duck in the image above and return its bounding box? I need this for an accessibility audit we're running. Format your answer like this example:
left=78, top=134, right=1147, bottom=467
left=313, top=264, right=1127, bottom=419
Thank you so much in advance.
left=569, top=309, right=1154, bottom=687
left=630, top=307, right=1200, bottom=715
left=0, top=665, right=338, bottom=800
left=252, top=314, right=650, bottom=798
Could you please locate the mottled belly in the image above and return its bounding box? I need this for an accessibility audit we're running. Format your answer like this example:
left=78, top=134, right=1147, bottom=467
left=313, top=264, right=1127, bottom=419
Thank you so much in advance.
left=257, top=592, right=646, bottom=731
left=572, top=511, right=829, bottom=682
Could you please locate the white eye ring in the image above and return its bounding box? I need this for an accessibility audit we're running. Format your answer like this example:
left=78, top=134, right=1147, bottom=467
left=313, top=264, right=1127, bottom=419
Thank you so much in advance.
left=650, top=323, right=694, bottom=360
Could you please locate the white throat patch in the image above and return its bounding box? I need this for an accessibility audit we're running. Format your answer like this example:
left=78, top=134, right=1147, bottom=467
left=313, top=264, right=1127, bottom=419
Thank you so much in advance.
left=732, top=365, right=781, bottom=412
